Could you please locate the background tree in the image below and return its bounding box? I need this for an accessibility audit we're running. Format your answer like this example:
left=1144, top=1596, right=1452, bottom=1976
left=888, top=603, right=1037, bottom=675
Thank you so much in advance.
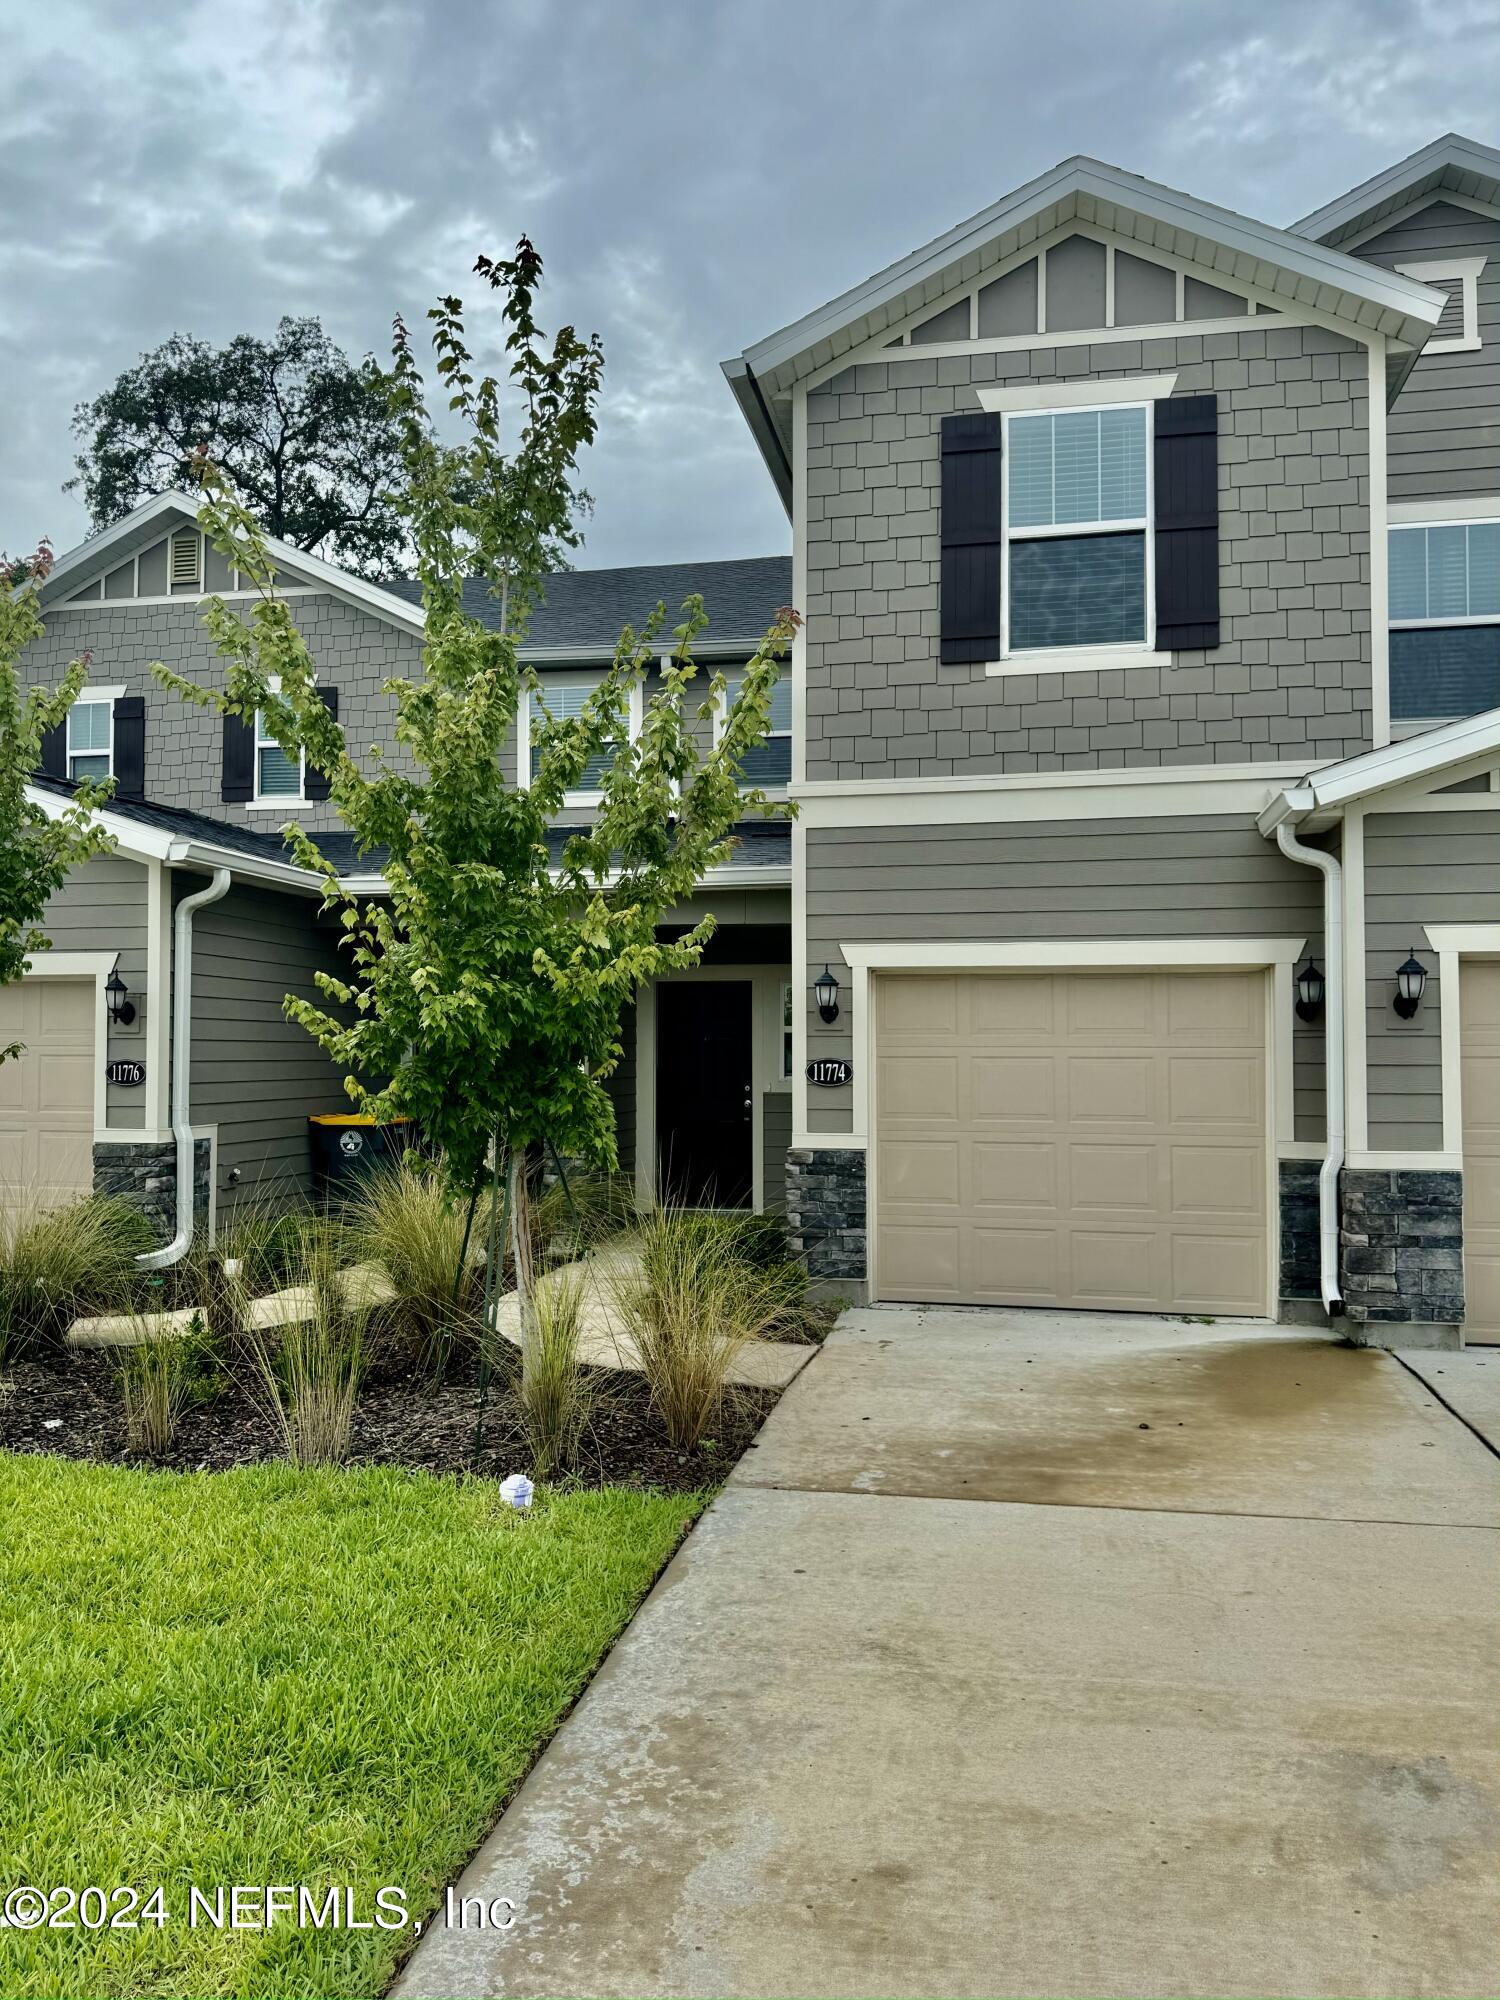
left=0, top=545, right=115, bottom=1060
left=70, top=319, right=413, bottom=578
left=154, top=240, right=796, bottom=1372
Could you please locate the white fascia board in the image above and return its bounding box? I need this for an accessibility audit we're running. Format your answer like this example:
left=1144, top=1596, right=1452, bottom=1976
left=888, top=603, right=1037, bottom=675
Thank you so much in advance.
left=735, top=155, right=1445, bottom=386
left=23, top=783, right=175, bottom=862
left=1291, top=133, right=1500, bottom=245
left=1258, top=705, right=1500, bottom=832
left=39, top=488, right=428, bottom=642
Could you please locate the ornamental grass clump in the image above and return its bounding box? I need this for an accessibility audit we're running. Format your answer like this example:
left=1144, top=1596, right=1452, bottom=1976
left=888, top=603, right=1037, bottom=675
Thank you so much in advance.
left=251, top=1229, right=366, bottom=1466
left=346, top=1156, right=483, bottom=1370
left=0, top=1192, right=155, bottom=1359
left=517, top=1267, right=592, bottom=1479
left=613, top=1206, right=797, bottom=1450
left=119, top=1314, right=205, bottom=1458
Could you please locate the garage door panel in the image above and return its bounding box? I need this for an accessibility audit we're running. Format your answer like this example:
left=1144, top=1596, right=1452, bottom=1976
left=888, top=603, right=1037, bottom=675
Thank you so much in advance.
left=1171, top=1234, right=1264, bottom=1315
left=972, top=1057, right=1055, bottom=1122
left=1461, top=963, right=1500, bottom=1344
left=970, top=1227, right=1060, bottom=1300
left=1065, top=973, right=1154, bottom=1038
left=881, top=1224, right=963, bottom=1297
left=880, top=974, right=957, bottom=1039
left=1166, top=1054, right=1262, bottom=1128
left=1168, top=1144, right=1264, bottom=1218
left=1070, top=1230, right=1158, bottom=1306
left=879, top=1055, right=959, bottom=1123
left=875, top=969, right=1268, bottom=1314
left=1068, top=1056, right=1155, bottom=1125
left=972, top=1141, right=1056, bottom=1208
left=967, top=975, right=1055, bottom=1039
left=882, top=1140, right=960, bottom=1205
left=1068, top=1143, right=1159, bottom=1212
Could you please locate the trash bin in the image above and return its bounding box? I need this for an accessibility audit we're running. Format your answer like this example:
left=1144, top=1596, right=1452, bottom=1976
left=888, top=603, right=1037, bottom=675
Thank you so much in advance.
left=308, top=1114, right=412, bottom=1198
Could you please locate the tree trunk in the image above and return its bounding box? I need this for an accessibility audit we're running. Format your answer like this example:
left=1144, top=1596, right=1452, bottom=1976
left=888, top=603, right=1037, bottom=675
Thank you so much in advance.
left=509, top=1145, right=538, bottom=1367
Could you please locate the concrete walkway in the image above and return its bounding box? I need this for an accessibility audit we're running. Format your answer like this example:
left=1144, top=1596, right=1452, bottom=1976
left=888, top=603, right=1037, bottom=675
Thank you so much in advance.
left=396, top=1310, right=1500, bottom=2000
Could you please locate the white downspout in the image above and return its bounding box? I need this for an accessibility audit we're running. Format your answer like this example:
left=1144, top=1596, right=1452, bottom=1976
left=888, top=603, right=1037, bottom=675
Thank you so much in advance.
left=137, top=867, right=231, bottom=1270
left=1275, top=822, right=1344, bottom=1316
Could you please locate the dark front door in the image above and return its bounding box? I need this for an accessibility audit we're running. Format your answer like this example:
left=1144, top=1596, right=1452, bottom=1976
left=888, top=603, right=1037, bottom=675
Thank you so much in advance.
left=656, top=981, right=753, bottom=1208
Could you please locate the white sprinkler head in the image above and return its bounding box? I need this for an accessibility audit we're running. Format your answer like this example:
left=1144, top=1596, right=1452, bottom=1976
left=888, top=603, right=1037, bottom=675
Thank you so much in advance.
left=499, top=1472, right=535, bottom=1511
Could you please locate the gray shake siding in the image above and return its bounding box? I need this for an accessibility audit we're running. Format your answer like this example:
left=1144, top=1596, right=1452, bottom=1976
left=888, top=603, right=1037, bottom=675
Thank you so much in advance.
left=187, top=882, right=353, bottom=1194
left=26, top=594, right=425, bottom=832
left=40, top=856, right=151, bottom=1128
left=804, top=324, right=1372, bottom=781
left=1363, top=808, right=1500, bottom=1151
left=802, top=815, right=1326, bottom=1140
left=1353, top=201, right=1500, bottom=503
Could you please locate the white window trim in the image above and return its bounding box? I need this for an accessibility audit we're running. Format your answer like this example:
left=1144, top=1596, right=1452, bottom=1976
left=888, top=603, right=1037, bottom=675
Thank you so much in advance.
left=66, top=686, right=124, bottom=781
left=996, top=396, right=1157, bottom=671
left=250, top=673, right=308, bottom=809
left=712, top=667, right=792, bottom=801
left=519, top=676, right=645, bottom=808
left=1394, top=256, right=1485, bottom=355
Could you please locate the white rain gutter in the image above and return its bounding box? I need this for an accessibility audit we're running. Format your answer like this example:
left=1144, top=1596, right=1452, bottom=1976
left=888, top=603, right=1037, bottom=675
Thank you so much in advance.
left=137, top=867, right=231, bottom=1270
left=1275, top=822, right=1345, bottom=1316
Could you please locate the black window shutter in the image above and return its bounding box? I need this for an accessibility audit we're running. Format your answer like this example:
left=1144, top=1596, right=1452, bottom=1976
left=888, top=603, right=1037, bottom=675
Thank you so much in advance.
left=113, top=695, right=146, bottom=798
left=1154, top=393, right=1220, bottom=652
left=304, top=687, right=339, bottom=801
left=221, top=712, right=255, bottom=802
left=940, top=412, right=1002, bottom=665
left=38, top=720, right=67, bottom=781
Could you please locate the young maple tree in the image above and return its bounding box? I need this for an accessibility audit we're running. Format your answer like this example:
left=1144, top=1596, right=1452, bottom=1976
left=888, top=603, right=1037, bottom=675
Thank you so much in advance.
left=155, top=240, right=797, bottom=1357
left=0, top=546, right=114, bottom=1061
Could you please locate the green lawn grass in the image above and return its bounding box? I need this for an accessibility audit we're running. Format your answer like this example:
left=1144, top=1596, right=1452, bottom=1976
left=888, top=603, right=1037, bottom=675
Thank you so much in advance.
left=0, top=1454, right=702, bottom=1998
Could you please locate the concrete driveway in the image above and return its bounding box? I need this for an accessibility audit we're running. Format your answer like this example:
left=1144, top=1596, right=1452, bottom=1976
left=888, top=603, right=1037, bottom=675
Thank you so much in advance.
left=396, top=1312, right=1500, bottom=2000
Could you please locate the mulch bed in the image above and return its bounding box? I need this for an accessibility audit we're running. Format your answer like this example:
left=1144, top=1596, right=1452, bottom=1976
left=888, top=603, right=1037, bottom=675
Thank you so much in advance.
left=0, top=1343, right=781, bottom=1494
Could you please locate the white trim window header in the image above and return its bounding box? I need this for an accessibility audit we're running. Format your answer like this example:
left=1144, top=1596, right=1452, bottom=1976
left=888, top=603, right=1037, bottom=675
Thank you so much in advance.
left=1394, top=255, right=1486, bottom=355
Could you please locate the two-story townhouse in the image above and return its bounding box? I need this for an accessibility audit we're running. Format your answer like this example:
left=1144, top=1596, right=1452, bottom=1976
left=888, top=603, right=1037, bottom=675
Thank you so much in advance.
left=724, top=133, right=1499, bottom=1345
left=11, top=133, right=1498, bottom=1348
left=8, top=501, right=794, bottom=1242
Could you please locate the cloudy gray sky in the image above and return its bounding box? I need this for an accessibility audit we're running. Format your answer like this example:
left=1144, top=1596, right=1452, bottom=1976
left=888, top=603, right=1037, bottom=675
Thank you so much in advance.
left=3, top=0, right=1496, bottom=572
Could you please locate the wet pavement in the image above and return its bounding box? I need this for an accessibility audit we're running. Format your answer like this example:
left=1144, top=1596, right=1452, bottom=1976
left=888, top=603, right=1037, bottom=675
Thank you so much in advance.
left=396, top=1310, right=1500, bottom=2000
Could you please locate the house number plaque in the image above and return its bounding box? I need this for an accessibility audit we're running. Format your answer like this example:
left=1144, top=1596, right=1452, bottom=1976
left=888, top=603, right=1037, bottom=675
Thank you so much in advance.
left=105, top=1060, right=146, bottom=1088
left=805, top=1058, right=853, bottom=1088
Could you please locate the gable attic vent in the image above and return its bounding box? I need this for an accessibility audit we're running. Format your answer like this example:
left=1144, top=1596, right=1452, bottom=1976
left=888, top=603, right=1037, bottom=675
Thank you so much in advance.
left=170, top=527, right=201, bottom=589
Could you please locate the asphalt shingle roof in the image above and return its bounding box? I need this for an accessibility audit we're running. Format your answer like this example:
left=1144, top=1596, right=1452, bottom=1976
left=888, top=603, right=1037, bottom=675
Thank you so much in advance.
left=31, top=774, right=789, bottom=881
left=381, top=555, right=793, bottom=651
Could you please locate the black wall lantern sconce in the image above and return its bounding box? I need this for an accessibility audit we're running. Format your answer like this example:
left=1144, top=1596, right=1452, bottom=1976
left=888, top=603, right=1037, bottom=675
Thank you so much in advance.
left=813, top=964, right=841, bottom=1025
left=1393, top=947, right=1428, bottom=1021
left=1294, top=957, right=1325, bottom=1023
left=104, top=968, right=136, bottom=1027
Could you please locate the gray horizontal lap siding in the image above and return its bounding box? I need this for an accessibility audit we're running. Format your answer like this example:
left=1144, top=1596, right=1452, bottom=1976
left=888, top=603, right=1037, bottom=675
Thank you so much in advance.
left=603, top=1003, right=636, bottom=1179
left=186, top=883, right=353, bottom=1195
left=1363, top=808, right=1500, bottom=1151
left=763, top=1092, right=792, bottom=1213
left=41, top=856, right=150, bottom=1129
left=1354, top=202, right=1500, bottom=504
left=803, top=815, right=1325, bottom=1139
left=804, top=325, right=1372, bottom=780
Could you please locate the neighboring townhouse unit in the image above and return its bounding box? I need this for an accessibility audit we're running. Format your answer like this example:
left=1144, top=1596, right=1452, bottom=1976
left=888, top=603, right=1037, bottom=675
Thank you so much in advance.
left=11, top=132, right=1499, bottom=1347
left=722, top=132, right=1498, bottom=1343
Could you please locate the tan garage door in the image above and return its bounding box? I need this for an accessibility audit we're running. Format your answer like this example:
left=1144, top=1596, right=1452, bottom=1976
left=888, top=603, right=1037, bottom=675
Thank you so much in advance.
left=874, top=969, right=1269, bottom=1314
left=1461, top=960, right=1500, bottom=1345
left=0, top=980, right=96, bottom=1209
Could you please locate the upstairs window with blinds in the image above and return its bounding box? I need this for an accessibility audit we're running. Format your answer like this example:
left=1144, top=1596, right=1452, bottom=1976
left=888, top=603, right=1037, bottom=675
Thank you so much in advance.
left=66, top=700, right=112, bottom=781
left=1389, top=521, right=1500, bottom=724
left=1003, top=404, right=1150, bottom=653
left=255, top=710, right=304, bottom=799
left=530, top=678, right=628, bottom=796
left=721, top=668, right=792, bottom=787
